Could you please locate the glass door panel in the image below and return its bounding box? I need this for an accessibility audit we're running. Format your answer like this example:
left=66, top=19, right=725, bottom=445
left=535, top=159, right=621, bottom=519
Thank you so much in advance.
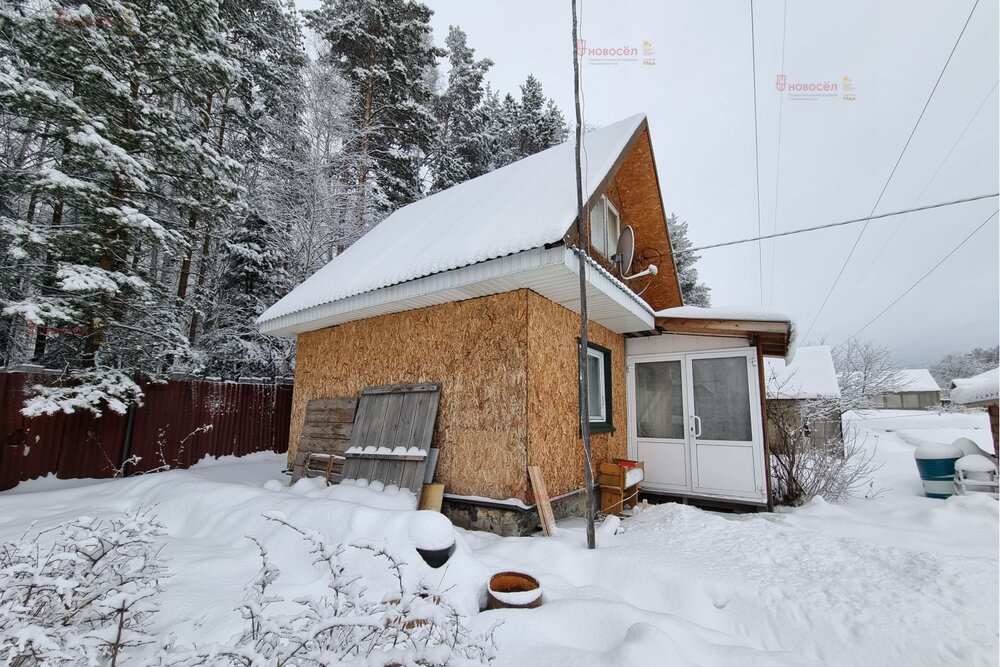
left=690, top=356, right=752, bottom=442
left=636, top=361, right=684, bottom=439
left=634, top=358, right=689, bottom=491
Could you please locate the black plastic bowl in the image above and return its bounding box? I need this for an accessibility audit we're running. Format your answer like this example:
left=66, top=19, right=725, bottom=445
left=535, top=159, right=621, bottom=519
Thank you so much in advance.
left=416, top=542, right=456, bottom=568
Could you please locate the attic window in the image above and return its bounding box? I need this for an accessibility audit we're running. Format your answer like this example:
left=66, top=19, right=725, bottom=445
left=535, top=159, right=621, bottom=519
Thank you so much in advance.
left=589, top=196, right=620, bottom=259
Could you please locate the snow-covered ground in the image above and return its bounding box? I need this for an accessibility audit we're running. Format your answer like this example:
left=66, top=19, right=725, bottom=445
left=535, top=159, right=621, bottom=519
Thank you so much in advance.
left=1, top=411, right=997, bottom=665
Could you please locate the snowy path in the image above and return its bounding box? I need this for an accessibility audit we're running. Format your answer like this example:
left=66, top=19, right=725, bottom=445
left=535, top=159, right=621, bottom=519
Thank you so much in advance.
left=0, top=413, right=996, bottom=666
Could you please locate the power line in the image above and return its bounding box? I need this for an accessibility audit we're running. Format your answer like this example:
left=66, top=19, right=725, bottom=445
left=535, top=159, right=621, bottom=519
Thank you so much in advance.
left=767, top=0, right=789, bottom=306
left=849, top=209, right=998, bottom=339
left=891, top=313, right=997, bottom=349
left=834, top=80, right=999, bottom=309
left=674, top=192, right=998, bottom=254
left=749, top=0, right=763, bottom=306
left=801, top=0, right=982, bottom=342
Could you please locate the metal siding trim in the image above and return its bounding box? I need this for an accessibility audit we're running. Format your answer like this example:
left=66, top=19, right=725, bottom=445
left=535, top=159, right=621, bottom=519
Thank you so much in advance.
left=261, top=246, right=656, bottom=337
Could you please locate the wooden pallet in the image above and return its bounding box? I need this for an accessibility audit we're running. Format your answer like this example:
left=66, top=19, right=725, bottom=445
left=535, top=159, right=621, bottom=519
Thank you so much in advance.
left=291, top=397, right=358, bottom=483
left=340, top=383, right=441, bottom=501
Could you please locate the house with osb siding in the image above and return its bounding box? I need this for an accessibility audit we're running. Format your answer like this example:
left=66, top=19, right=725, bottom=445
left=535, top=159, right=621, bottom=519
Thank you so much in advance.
left=259, top=114, right=794, bottom=535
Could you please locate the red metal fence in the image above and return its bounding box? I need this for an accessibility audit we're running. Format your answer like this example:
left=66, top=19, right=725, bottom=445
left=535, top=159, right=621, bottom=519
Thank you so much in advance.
left=1, top=371, right=293, bottom=491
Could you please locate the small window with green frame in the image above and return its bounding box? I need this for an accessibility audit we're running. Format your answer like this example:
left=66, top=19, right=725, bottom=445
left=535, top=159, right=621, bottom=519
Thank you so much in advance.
left=583, top=341, right=614, bottom=433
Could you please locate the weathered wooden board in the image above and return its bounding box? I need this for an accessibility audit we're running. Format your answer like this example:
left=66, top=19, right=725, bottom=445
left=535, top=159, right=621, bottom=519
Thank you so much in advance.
left=528, top=465, right=555, bottom=537
left=291, top=397, right=357, bottom=483
left=341, top=383, right=441, bottom=501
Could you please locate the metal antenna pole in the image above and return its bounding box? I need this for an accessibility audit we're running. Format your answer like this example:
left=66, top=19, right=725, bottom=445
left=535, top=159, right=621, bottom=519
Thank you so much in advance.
left=571, top=0, right=596, bottom=550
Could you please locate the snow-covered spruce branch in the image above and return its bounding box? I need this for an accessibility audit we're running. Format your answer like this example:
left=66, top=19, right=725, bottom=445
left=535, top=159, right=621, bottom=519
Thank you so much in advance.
left=0, top=507, right=168, bottom=667
left=164, top=513, right=497, bottom=666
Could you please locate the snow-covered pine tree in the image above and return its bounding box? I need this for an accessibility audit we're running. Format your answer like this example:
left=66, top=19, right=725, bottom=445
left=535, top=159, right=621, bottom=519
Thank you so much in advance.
left=540, top=99, right=569, bottom=148
left=431, top=26, right=493, bottom=192
left=514, top=74, right=567, bottom=159
left=175, top=0, right=307, bottom=352
left=666, top=213, right=711, bottom=307
left=191, top=0, right=307, bottom=377
left=306, top=0, right=442, bottom=235
left=202, top=211, right=294, bottom=379
left=0, top=0, right=241, bottom=415
left=480, top=87, right=520, bottom=171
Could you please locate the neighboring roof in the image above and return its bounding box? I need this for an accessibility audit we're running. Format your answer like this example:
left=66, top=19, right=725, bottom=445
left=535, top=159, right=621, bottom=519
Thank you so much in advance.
left=259, top=114, right=648, bottom=333
left=654, top=305, right=795, bottom=359
left=950, top=367, right=999, bottom=406
left=893, top=369, right=941, bottom=393
left=764, top=346, right=841, bottom=400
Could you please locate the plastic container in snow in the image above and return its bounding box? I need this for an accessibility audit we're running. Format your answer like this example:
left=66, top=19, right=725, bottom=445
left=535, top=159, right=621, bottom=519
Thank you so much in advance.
left=913, top=442, right=963, bottom=498
left=486, top=572, right=542, bottom=610
left=410, top=510, right=456, bottom=568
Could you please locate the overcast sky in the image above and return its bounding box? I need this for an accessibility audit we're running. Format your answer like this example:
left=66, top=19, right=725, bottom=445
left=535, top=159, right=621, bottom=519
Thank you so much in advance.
left=298, top=0, right=999, bottom=366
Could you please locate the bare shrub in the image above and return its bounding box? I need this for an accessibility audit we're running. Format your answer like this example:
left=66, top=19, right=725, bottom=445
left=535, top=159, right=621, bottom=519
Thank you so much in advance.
left=0, top=508, right=167, bottom=666
left=164, top=512, right=497, bottom=666
left=767, top=362, right=884, bottom=506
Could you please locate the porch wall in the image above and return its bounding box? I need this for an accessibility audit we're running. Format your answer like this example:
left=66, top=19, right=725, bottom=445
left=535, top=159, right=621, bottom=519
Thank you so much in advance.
left=526, top=291, right=627, bottom=498
left=290, top=290, right=530, bottom=499
left=625, top=332, right=749, bottom=357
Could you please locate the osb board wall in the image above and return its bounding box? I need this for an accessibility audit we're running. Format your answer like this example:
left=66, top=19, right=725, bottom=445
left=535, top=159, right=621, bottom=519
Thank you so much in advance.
left=290, top=290, right=530, bottom=499
left=526, top=290, right=627, bottom=498
left=577, top=128, right=683, bottom=312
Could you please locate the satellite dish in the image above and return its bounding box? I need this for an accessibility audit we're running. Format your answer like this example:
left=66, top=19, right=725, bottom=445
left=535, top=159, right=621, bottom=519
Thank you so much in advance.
left=613, top=225, right=635, bottom=275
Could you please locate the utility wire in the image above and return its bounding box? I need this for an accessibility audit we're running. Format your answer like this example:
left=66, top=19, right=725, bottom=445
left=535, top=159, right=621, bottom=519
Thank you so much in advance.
left=673, top=193, right=998, bottom=254
left=892, top=313, right=996, bottom=348
left=849, top=209, right=998, bottom=339
left=750, top=0, right=763, bottom=306
left=834, top=80, right=999, bottom=309
left=767, top=0, right=789, bottom=306
left=801, top=0, right=982, bottom=342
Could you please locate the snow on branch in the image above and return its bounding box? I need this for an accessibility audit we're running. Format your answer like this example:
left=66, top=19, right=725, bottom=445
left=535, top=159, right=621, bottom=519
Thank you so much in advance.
left=165, top=513, right=498, bottom=666
left=0, top=508, right=167, bottom=666
left=56, top=264, right=149, bottom=295
left=21, top=369, right=144, bottom=417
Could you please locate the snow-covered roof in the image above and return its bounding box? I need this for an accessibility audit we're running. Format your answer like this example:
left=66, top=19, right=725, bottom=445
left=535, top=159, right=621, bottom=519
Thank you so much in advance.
left=894, top=369, right=941, bottom=393
left=654, top=305, right=796, bottom=359
left=764, top=346, right=840, bottom=400
left=259, top=114, right=648, bottom=331
left=949, top=367, right=999, bottom=406
left=654, top=305, right=792, bottom=323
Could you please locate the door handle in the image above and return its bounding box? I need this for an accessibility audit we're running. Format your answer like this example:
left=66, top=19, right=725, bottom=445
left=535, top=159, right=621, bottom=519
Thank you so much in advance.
left=691, top=415, right=702, bottom=438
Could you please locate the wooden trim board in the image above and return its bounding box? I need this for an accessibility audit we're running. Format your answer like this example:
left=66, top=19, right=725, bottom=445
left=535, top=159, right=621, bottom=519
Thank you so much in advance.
left=528, top=465, right=556, bottom=537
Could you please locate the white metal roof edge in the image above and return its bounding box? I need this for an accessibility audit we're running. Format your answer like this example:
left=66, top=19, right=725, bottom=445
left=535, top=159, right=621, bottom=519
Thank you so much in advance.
left=569, top=246, right=656, bottom=316
left=260, top=246, right=655, bottom=338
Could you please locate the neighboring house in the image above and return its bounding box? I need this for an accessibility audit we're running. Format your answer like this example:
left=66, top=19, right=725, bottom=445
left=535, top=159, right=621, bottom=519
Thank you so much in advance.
left=259, top=114, right=793, bottom=534
left=950, top=368, right=999, bottom=456
left=764, top=346, right=843, bottom=450
left=871, top=369, right=941, bottom=409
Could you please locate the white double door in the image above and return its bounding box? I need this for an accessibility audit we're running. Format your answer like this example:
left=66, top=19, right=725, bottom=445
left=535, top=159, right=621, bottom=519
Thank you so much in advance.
left=627, top=348, right=767, bottom=503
